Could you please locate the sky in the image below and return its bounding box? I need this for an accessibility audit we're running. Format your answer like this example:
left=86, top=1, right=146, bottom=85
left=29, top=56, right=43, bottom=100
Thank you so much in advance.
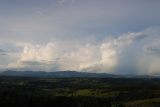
left=0, top=0, right=160, bottom=74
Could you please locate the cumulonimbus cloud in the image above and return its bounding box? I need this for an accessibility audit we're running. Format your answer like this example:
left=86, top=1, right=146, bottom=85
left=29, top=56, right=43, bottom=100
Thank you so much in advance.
left=6, top=27, right=160, bottom=74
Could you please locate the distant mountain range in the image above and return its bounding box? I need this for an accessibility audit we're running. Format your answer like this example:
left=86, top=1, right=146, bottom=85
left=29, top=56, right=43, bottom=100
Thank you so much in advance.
left=0, top=70, right=119, bottom=78
left=0, top=70, right=156, bottom=78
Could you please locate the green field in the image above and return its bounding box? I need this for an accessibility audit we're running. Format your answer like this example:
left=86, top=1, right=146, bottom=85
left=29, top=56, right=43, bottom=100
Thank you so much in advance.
left=0, top=76, right=160, bottom=107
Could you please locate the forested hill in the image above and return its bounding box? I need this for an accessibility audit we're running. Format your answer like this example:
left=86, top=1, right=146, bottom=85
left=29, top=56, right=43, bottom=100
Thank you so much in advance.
left=0, top=70, right=118, bottom=78
left=0, top=70, right=154, bottom=78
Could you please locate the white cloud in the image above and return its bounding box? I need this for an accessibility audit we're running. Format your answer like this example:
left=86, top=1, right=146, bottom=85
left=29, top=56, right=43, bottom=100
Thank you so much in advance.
left=7, top=43, right=60, bottom=71
left=6, top=27, right=160, bottom=74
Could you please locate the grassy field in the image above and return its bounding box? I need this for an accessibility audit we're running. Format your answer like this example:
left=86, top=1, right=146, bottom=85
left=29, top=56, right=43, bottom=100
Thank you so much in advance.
left=125, top=98, right=160, bottom=107
left=0, top=76, right=160, bottom=107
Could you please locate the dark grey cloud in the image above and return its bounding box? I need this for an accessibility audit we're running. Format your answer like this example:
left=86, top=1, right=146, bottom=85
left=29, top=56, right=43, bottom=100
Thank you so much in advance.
left=146, top=46, right=160, bottom=55
left=20, top=61, right=45, bottom=66
left=0, top=49, right=7, bottom=55
left=0, top=49, right=4, bottom=52
left=1, top=0, right=160, bottom=44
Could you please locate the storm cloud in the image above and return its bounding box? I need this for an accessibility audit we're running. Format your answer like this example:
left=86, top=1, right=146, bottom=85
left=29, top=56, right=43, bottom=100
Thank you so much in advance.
left=0, top=0, right=160, bottom=74
left=5, top=27, right=160, bottom=74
